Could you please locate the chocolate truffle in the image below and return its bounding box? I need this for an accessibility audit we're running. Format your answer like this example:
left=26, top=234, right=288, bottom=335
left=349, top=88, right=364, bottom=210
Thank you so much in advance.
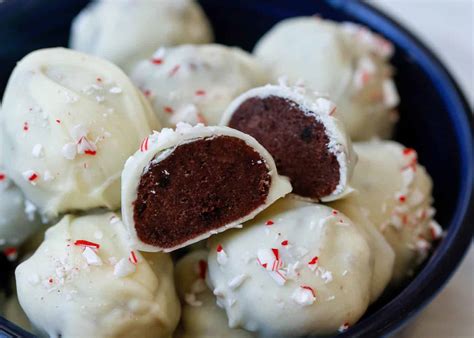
left=254, top=17, right=399, bottom=141
left=174, top=250, right=255, bottom=338
left=131, top=44, right=269, bottom=127
left=121, top=123, right=292, bottom=252
left=332, top=140, right=441, bottom=284
left=15, top=212, right=180, bottom=338
left=0, top=48, right=161, bottom=217
left=207, top=199, right=373, bottom=336
left=221, top=84, right=356, bottom=202
left=70, top=0, right=213, bottom=72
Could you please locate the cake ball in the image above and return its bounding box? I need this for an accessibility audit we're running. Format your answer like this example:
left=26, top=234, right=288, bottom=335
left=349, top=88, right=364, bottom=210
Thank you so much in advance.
left=131, top=44, right=269, bottom=127
left=70, top=0, right=213, bottom=72
left=207, top=199, right=372, bottom=337
left=122, top=123, right=292, bottom=252
left=254, top=17, right=399, bottom=141
left=334, top=141, right=441, bottom=284
left=221, top=84, right=356, bottom=202
left=15, top=212, right=180, bottom=338
left=174, top=250, right=254, bottom=338
left=0, top=48, right=160, bottom=217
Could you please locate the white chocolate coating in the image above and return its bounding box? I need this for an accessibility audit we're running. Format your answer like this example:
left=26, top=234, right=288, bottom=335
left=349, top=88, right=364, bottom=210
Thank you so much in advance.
left=70, top=0, right=213, bottom=72
left=220, top=84, right=357, bottom=202
left=0, top=128, right=42, bottom=250
left=15, top=212, right=180, bottom=338
left=254, top=17, right=399, bottom=141
left=337, top=140, right=440, bottom=284
left=207, top=199, right=372, bottom=337
left=121, top=123, right=292, bottom=252
left=3, top=293, right=33, bottom=333
left=328, top=200, right=395, bottom=302
left=131, top=44, right=269, bottom=127
left=174, top=250, right=254, bottom=338
left=0, top=48, right=161, bottom=217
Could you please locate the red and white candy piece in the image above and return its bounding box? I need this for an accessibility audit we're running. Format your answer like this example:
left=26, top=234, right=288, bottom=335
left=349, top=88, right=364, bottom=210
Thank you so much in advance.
left=292, top=285, right=316, bottom=306
left=216, top=245, right=228, bottom=266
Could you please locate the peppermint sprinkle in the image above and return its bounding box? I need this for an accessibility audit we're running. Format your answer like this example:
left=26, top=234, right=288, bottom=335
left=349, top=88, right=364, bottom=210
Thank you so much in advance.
left=308, top=256, right=319, bottom=271
left=74, top=240, right=100, bottom=250
left=23, top=122, right=29, bottom=132
left=3, top=247, right=18, bottom=261
left=265, top=220, right=274, bottom=226
left=22, top=170, right=39, bottom=185
left=338, top=322, right=350, bottom=333
left=163, top=106, right=174, bottom=114
left=281, top=240, right=289, bottom=246
left=114, top=258, right=136, bottom=278
left=140, top=137, right=149, bottom=152
left=429, top=221, right=443, bottom=240
left=82, top=247, right=103, bottom=266
left=195, top=89, right=206, bottom=96
left=228, top=274, right=248, bottom=290
left=168, top=64, right=181, bottom=77
left=292, top=285, right=316, bottom=306
left=32, top=144, right=44, bottom=158
left=129, top=251, right=139, bottom=265
left=216, top=245, right=228, bottom=265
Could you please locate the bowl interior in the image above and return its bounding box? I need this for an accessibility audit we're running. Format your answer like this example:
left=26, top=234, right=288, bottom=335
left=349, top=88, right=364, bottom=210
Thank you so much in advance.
left=0, top=0, right=472, bottom=337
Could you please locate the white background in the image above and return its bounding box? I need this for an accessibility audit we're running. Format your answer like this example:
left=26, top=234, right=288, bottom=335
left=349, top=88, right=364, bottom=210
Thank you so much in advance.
left=368, top=1, right=473, bottom=337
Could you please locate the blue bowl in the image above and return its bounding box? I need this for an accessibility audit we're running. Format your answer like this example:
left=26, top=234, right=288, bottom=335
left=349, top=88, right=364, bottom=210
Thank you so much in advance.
left=0, top=0, right=472, bottom=337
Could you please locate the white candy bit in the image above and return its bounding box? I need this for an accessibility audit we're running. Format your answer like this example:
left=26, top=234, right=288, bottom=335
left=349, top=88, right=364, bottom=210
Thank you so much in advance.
left=77, top=137, right=97, bottom=155
left=228, top=274, right=248, bottom=290
left=216, top=245, right=228, bottom=266
left=109, top=215, right=121, bottom=225
left=382, top=79, right=399, bottom=108
left=429, top=220, right=443, bottom=240
left=338, top=322, right=350, bottom=333
left=62, top=143, right=77, bottom=160
left=109, top=86, right=122, bottom=94
left=82, top=247, right=103, bottom=266
left=28, top=274, right=40, bottom=285
left=268, top=270, right=287, bottom=286
left=292, top=286, right=316, bottom=306
left=184, top=293, right=202, bottom=307
left=22, top=170, right=39, bottom=185
left=114, top=258, right=136, bottom=278
left=32, top=144, right=44, bottom=158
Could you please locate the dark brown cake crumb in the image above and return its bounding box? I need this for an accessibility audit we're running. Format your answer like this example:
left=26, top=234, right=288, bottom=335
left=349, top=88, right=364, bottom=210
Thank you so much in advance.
left=228, top=96, right=340, bottom=200
left=133, top=135, right=272, bottom=249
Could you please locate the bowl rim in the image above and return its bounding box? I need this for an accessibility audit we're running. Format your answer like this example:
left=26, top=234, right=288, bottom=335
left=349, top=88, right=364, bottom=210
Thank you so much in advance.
left=330, top=1, right=473, bottom=337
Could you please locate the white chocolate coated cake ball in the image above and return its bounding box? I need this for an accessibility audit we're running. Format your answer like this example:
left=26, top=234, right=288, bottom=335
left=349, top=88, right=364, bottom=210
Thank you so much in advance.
left=70, top=0, right=213, bottom=72
left=0, top=48, right=160, bottom=217
left=337, top=140, right=441, bottom=284
left=207, top=199, right=372, bottom=337
left=15, top=212, right=180, bottom=338
left=131, top=44, right=269, bottom=127
left=254, top=17, right=399, bottom=141
left=174, top=250, right=254, bottom=338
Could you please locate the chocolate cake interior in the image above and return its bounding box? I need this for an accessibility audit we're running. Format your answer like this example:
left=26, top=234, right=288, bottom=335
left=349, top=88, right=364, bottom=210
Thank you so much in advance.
left=228, top=96, right=340, bottom=200
left=133, top=135, right=271, bottom=249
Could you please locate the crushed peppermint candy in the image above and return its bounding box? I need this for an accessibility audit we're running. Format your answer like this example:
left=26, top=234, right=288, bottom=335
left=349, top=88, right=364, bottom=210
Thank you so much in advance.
left=129, top=251, right=139, bottom=265
left=82, top=247, right=103, bottom=266
left=114, top=258, right=136, bottom=278
left=429, top=220, right=443, bottom=240
left=257, top=248, right=287, bottom=285
left=265, top=220, right=274, bottom=226
left=32, top=144, right=44, bottom=158
left=74, top=240, right=100, bottom=250
left=292, top=285, right=316, bottom=306
left=22, top=170, right=39, bottom=185
left=307, top=256, right=319, bottom=271
left=3, top=247, right=18, bottom=261
left=140, top=136, right=150, bottom=152
left=216, top=245, right=228, bottom=265
left=338, top=322, right=350, bottom=333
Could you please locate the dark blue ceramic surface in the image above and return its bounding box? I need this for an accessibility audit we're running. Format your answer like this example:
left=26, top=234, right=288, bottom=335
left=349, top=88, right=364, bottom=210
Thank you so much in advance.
left=0, top=0, right=472, bottom=337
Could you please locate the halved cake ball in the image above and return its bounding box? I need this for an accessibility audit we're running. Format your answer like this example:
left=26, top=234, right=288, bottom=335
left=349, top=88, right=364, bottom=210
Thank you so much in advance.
left=70, top=0, right=213, bottom=72
left=220, top=84, right=356, bottom=202
left=333, top=140, right=441, bottom=284
left=254, top=17, right=399, bottom=141
left=174, top=250, right=255, bottom=338
left=121, top=124, right=292, bottom=252
left=130, top=44, right=269, bottom=127
left=0, top=48, right=160, bottom=217
left=15, top=212, right=180, bottom=338
left=207, top=199, right=373, bottom=336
